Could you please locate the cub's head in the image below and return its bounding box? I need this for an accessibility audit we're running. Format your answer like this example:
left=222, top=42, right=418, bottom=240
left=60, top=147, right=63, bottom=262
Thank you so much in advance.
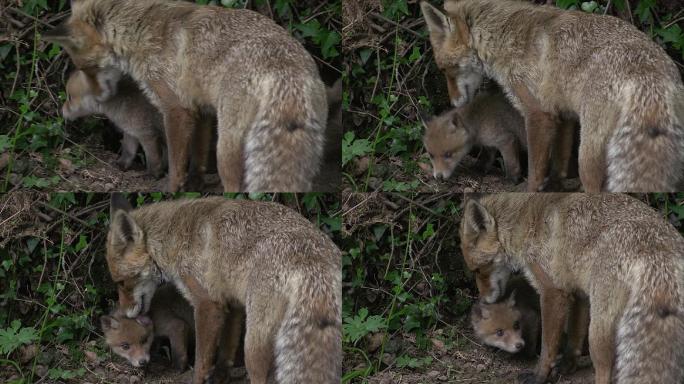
left=41, top=0, right=113, bottom=71
left=470, top=293, right=525, bottom=353
left=62, top=70, right=99, bottom=120
left=107, top=194, right=159, bottom=318
left=101, top=312, right=154, bottom=367
left=460, top=197, right=510, bottom=303
left=420, top=1, right=483, bottom=107
left=422, top=108, right=473, bottom=180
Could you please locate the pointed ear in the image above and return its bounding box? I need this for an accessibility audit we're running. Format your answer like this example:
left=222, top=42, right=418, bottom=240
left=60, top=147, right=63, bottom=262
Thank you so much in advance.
left=326, top=78, right=342, bottom=108
left=41, top=21, right=77, bottom=47
left=417, top=109, right=431, bottom=127
left=136, top=315, right=153, bottom=327
left=110, top=210, right=144, bottom=247
left=420, top=2, right=452, bottom=46
left=446, top=109, right=463, bottom=132
left=443, top=2, right=471, bottom=45
left=506, top=290, right=517, bottom=307
left=101, top=315, right=119, bottom=331
left=110, top=193, right=133, bottom=218
left=462, top=199, right=497, bottom=237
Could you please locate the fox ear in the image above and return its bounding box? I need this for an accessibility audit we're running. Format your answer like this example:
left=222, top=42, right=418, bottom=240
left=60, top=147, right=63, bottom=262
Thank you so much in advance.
left=41, top=21, right=78, bottom=48
left=136, top=316, right=153, bottom=327
left=462, top=199, right=496, bottom=236
left=110, top=193, right=133, bottom=217
left=421, top=2, right=452, bottom=46
left=101, top=315, right=119, bottom=331
left=506, top=290, right=517, bottom=307
left=111, top=210, right=144, bottom=247
left=447, top=109, right=463, bottom=132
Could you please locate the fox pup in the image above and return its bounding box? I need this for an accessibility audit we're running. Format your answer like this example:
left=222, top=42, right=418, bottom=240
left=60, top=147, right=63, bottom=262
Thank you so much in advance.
left=45, top=0, right=328, bottom=192
left=471, top=276, right=540, bottom=357
left=102, top=283, right=243, bottom=372
left=422, top=0, right=684, bottom=192
left=423, top=89, right=526, bottom=181
left=460, top=193, right=684, bottom=384
left=101, top=284, right=193, bottom=370
left=105, top=195, right=341, bottom=384
left=62, top=68, right=165, bottom=178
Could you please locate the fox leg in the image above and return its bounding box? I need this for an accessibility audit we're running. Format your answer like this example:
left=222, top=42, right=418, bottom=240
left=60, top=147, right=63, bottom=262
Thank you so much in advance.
left=555, top=294, right=589, bottom=375
left=224, top=309, right=244, bottom=367
left=524, top=110, right=557, bottom=192
left=550, top=118, right=575, bottom=181
left=216, top=125, right=244, bottom=192
left=498, top=140, right=522, bottom=183
left=162, top=317, right=190, bottom=371
left=117, top=133, right=139, bottom=170
left=138, top=134, right=165, bottom=179
left=187, top=113, right=213, bottom=190
left=146, top=80, right=194, bottom=192
left=192, top=299, right=225, bottom=384
left=244, top=294, right=287, bottom=384
left=578, top=135, right=607, bottom=193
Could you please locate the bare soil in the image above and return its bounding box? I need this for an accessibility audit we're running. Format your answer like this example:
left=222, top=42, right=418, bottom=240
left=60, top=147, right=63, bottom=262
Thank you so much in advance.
left=345, top=322, right=594, bottom=384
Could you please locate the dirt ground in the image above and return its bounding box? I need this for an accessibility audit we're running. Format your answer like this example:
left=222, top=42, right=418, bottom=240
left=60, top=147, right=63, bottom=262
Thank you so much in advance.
left=1, top=340, right=249, bottom=384
left=345, top=322, right=594, bottom=384
left=352, top=151, right=582, bottom=193
left=13, top=132, right=339, bottom=193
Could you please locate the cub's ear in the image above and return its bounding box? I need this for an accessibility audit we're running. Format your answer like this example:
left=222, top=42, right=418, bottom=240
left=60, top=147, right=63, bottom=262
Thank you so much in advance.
left=110, top=193, right=133, bottom=218
left=100, top=315, right=119, bottom=331
left=421, top=2, right=452, bottom=41
left=110, top=210, right=144, bottom=247
left=135, top=316, right=153, bottom=328
left=326, top=78, right=343, bottom=109
left=41, top=21, right=78, bottom=48
left=462, top=199, right=496, bottom=237
left=506, top=290, right=517, bottom=307
left=446, top=108, right=464, bottom=132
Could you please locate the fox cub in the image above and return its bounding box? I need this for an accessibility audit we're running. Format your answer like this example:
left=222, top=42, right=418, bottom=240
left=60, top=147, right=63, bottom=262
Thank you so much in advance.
left=423, top=89, right=526, bottom=181
left=105, top=196, right=341, bottom=384
left=102, top=283, right=243, bottom=372
left=101, top=284, right=193, bottom=370
left=471, top=276, right=540, bottom=357
left=62, top=68, right=165, bottom=178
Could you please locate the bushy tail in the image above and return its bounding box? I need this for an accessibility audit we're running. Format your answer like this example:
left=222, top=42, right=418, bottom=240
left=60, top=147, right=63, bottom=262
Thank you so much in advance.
left=615, top=263, right=684, bottom=383
left=606, top=85, right=684, bottom=191
left=243, top=76, right=327, bottom=192
left=274, top=272, right=341, bottom=384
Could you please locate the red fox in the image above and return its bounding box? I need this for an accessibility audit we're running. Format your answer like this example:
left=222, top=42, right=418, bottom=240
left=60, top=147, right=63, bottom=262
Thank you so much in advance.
left=471, top=276, right=540, bottom=357
left=102, top=283, right=243, bottom=372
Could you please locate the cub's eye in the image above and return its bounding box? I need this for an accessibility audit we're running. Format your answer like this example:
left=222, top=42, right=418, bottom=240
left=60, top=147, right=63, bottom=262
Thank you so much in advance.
left=121, top=343, right=130, bottom=350
left=513, top=321, right=520, bottom=330
left=444, top=152, right=453, bottom=159
left=496, top=329, right=504, bottom=337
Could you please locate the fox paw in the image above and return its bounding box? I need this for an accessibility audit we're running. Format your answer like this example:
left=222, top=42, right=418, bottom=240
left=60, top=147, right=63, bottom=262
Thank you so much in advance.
left=517, top=370, right=545, bottom=384
left=552, top=353, right=579, bottom=376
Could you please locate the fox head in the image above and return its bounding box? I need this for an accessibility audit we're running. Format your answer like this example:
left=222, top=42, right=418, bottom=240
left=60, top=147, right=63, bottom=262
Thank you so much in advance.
left=101, top=312, right=154, bottom=367
left=421, top=1, right=483, bottom=107
left=107, top=194, right=160, bottom=318
left=423, top=108, right=473, bottom=180
left=470, top=293, right=525, bottom=353
left=460, top=197, right=510, bottom=303
left=41, top=0, right=113, bottom=71
left=62, top=67, right=122, bottom=120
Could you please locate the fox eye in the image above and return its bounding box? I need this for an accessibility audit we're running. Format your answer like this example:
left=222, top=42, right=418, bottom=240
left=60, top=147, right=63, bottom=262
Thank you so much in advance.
left=121, top=342, right=130, bottom=350
left=513, top=321, right=520, bottom=330
left=444, top=152, right=453, bottom=159
left=496, top=329, right=504, bottom=337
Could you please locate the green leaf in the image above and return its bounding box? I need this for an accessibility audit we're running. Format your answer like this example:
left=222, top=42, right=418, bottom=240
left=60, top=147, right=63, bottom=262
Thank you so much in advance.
left=342, top=132, right=373, bottom=166
left=0, top=320, right=39, bottom=355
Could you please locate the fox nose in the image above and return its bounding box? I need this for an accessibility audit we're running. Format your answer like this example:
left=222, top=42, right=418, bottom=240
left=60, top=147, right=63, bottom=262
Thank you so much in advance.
left=138, top=358, right=149, bottom=367
left=433, top=171, right=444, bottom=180
left=515, top=342, right=525, bottom=350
